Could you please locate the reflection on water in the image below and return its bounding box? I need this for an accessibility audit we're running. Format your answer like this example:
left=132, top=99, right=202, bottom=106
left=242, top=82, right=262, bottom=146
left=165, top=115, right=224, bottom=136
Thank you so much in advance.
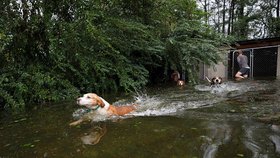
left=1, top=79, right=280, bottom=157
left=80, top=123, right=107, bottom=145
left=270, top=125, right=280, bottom=154
left=201, top=122, right=232, bottom=158
left=244, top=124, right=268, bottom=158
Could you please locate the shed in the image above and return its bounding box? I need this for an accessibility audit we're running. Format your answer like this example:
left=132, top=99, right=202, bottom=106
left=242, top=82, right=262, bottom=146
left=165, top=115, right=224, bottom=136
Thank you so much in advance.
left=201, top=37, right=280, bottom=80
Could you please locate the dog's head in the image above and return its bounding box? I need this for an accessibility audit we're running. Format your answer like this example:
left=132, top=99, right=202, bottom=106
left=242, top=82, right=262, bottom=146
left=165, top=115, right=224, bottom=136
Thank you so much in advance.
left=177, top=80, right=185, bottom=86
left=77, top=93, right=105, bottom=109
left=211, top=77, right=222, bottom=85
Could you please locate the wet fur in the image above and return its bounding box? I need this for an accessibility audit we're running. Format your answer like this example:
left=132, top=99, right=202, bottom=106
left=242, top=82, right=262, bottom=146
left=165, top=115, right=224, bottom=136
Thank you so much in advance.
left=210, top=77, right=222, bottom=85
left=206, top=76, right=223, bottom=87
left=177, top=80, right=185, bottom=86
left=70, top=93, right=137, bottom=126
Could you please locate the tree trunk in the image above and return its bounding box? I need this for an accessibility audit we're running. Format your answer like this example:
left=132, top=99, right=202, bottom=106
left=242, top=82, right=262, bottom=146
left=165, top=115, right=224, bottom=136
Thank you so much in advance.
left=216, top=0, right=220, bottom=33
left=228, top=0, right=235, bottom=35
left=277, top=0, right=280, bottom=18
left=204, top=0, right=208, bottom=24
left=21, top=0, right=29, bottom=22
left=222, top=0, right=226, bottom=34
left=238, top=1, right=247, bottom=37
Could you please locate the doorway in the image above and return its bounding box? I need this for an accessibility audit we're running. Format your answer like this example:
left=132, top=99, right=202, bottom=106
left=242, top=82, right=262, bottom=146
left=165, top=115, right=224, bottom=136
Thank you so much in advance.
left=228, top=46, right=278, bottom=79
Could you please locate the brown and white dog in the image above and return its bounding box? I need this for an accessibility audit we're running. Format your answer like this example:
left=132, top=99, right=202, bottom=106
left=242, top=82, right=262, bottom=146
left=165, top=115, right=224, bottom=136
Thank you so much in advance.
left=177, top=80, right=185, bottom=86
left=206, top=76, right=223, bottom=87
left=70, top=93, right=137, bottom=126
left=210, top=76, right=222, bottom=85
left=171, top=71, right=185, bottom=86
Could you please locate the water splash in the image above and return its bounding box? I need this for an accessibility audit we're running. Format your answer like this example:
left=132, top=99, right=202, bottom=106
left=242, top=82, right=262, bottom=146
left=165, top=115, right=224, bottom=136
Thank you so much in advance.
left=195, top=82, right=244, bottom=96
left=73, top=80, right=271, bottom=121
left=72, top=108, right=111, bottom=122
left=72, top=108, right=91, bottom=119
left=128, top=80, right=271, bottom=117
left=128, top=93, right=222, bottom=117
left=195, top=81, right=269, bottom=98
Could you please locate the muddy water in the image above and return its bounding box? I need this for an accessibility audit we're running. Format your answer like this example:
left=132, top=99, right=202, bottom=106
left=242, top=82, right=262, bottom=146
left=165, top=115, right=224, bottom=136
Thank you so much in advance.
left=1, top=79, right=280, bottom=158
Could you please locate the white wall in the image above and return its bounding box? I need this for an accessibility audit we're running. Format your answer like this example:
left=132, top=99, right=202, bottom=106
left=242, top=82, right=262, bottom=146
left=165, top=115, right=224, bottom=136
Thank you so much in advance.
left=277, top=46, right=280, bottom=78
left=199, top=54, right=228, bottom=80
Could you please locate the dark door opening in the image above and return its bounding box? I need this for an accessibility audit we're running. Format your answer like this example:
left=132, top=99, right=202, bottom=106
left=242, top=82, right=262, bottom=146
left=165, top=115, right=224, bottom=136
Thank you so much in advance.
left=252, top=47, right=277, bottom=77
left=228, top=47, right=278, bottom=79
left=228, top=49, right=251, bottom=79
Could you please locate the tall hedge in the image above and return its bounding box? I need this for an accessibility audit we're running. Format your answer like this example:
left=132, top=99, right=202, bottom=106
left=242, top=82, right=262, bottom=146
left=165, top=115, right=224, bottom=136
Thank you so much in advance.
left=0, top=0, right=231, bottom=110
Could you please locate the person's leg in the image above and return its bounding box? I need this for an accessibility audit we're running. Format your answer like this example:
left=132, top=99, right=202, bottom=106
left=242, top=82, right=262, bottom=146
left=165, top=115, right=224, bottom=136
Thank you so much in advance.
left=235, top=71, right=244, bottom=79
left=243, top=68, right=250, bottom=78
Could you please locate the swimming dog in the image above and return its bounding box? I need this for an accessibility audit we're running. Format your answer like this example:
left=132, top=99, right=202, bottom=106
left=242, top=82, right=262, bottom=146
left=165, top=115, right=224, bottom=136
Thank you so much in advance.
left=206, top=76, right=223, bottom=87
left=177, top=80, right=185, bottom=86
left=171, top=71, right=185, bottom=86
left=70, top=93, right=137, bottom=126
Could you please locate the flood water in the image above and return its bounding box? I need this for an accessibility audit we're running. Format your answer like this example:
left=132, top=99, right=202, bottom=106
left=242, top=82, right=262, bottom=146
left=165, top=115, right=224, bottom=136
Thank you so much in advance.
left=1, top=79, right=280, bottom=158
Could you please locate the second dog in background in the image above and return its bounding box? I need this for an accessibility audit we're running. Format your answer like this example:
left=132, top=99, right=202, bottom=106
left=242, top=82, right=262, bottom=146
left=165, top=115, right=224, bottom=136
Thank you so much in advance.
left=206, top=76, right=222, bottom=87
left=171, top=70, right=185, bottom=86
left=177, top=80, right=185, bottom=86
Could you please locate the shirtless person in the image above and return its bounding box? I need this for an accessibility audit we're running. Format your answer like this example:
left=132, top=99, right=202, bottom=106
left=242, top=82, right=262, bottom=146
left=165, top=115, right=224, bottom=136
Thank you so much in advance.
left=235, top=50, right=250, bottom=79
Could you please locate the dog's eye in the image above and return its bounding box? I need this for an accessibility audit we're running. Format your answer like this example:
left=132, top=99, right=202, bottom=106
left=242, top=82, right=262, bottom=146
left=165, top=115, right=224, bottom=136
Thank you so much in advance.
left=86, top=96, right=91, bottom=99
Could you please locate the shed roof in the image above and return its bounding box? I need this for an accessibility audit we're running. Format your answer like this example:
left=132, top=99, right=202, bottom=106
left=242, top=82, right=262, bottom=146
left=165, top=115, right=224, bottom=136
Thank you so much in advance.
left=231, top=37, right=280, bottom=49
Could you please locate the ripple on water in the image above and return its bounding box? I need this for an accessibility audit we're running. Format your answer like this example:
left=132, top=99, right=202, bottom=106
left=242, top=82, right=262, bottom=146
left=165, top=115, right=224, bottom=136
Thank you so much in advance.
left=270, top=135, right=280, bottom=153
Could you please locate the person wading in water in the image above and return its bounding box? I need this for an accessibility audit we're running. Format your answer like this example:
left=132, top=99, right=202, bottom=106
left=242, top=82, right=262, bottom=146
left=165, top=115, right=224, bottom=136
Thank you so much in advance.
left=235, top=50, right=250, bottom=80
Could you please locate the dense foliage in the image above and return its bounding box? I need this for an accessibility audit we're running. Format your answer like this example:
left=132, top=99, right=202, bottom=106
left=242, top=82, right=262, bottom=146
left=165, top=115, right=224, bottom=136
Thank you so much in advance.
left=0, top=0, right=231, bottom=110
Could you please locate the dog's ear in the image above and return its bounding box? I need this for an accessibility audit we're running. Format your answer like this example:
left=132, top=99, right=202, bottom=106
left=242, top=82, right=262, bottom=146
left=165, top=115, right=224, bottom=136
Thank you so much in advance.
left=219, top=77, right=222, bottom=84
left=96, top=97, right=105, bottom=107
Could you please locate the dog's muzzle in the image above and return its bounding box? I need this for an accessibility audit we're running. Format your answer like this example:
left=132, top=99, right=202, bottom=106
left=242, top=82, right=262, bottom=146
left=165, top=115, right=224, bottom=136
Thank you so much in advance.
left=77, top=98, right=81, bottom=105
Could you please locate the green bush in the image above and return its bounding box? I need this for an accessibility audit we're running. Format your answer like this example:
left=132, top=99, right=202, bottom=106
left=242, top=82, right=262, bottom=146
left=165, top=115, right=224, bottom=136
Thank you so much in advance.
left=0, top=0, right=232, bottom=110
left=0, top=66, right=79, bottom=109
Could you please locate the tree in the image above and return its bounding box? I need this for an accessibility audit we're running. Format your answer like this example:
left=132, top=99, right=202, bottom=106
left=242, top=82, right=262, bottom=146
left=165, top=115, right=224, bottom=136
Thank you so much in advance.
left=197, top=0, right=280, bottom=39
left=0, top=0, right=231, bottom=110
